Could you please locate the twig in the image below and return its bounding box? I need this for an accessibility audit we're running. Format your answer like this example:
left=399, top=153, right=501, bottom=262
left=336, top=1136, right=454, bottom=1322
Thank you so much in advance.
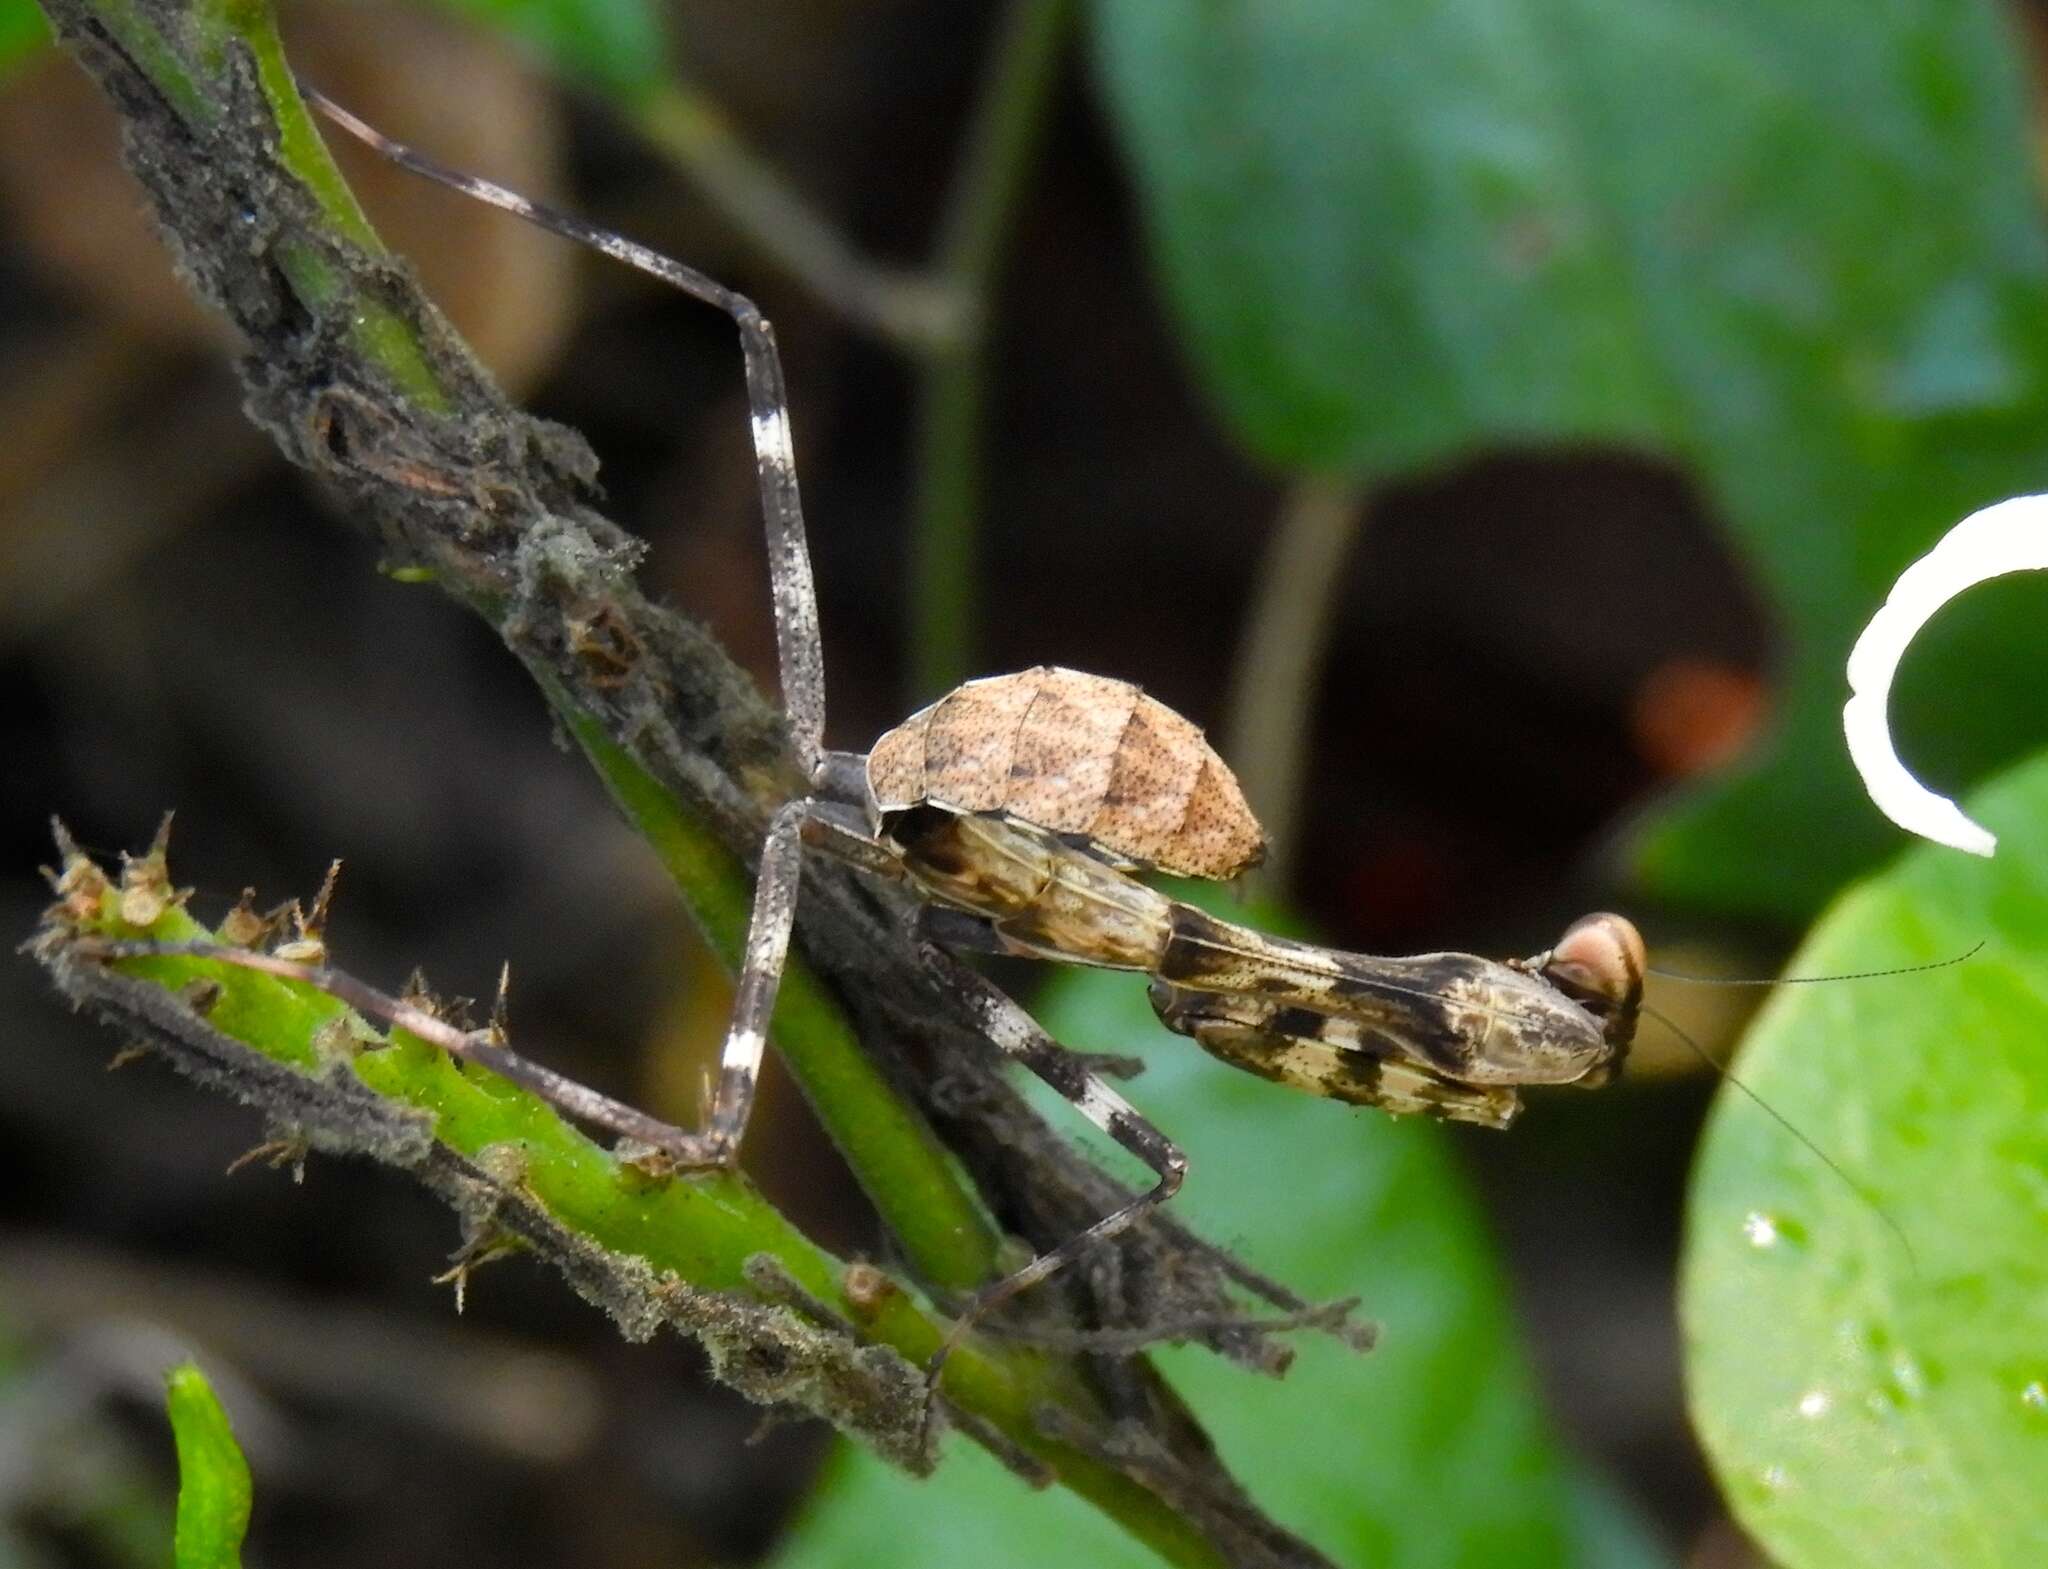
left=1222, top=479, right=1368, bottom=890
left=33, top=879, right=941, bottom=1467
left=26, top=0, right=1350, bottom=1556
left=907, top=0, right=1075, bottom=698
left=631, top=82, right=965, bottom=351
left=29, top=837, right=1241, bottom=1566
left=625, top=0, right=1076, bottom=696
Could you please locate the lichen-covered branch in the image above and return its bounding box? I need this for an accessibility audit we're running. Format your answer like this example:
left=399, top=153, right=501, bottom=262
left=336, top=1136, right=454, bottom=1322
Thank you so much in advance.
left=25, top=0, right=1362, bottom=1559
left=34, top=832, right=1306, bottom=1569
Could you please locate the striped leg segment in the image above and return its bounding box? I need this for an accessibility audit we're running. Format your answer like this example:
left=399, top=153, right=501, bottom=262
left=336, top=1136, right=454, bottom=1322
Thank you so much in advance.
left=697, top=798, right=810, bottom=1157
left=919, top=945, right=1189, bottom=1378
left=306, top=89, right=829, bottom=780
left=78, top=939, right=731, bottom=1160
left=305, top=91, right=880, bottom=1164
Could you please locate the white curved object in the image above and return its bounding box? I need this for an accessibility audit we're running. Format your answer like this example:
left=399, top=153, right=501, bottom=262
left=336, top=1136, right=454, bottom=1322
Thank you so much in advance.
left=1843, top=493, right=2048, bottom=857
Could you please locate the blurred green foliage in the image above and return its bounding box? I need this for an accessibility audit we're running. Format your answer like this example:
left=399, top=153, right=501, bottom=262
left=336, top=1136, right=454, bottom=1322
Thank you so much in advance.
left=782, top=1439, right=1159, bottom=1569
left=0, top=0, right=666, bottom=91
left=0, top=0, right=47, bottom=77
left=419, top=0, right=663, bottom=102
left=165, top=1362, right=251, bottom=1569
left=786, top=1438, right=1669, bottom=1569
left=787, top=915, right=1672, bottom=1569
left=1684, top=749, right=2048, bottom=1569
left=1092, top=0, right=2048, bottom=922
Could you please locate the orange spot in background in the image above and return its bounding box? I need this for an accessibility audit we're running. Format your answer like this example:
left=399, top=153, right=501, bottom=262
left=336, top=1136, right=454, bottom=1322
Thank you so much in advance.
left=1631, top=660, right=1769, bottom=778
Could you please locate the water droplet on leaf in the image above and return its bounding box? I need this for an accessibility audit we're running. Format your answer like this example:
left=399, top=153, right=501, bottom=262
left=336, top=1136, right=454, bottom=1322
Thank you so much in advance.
left=1890, top=1353, right=1927, bottom=1402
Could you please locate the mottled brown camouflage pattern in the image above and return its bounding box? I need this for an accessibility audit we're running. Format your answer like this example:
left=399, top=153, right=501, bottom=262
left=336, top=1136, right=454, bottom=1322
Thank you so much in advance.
left=866, top=666, right=1265, bottom=879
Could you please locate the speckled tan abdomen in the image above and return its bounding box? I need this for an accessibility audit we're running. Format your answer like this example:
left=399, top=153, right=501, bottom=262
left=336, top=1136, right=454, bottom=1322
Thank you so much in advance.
left=866, top=666, right=1265, bottom=879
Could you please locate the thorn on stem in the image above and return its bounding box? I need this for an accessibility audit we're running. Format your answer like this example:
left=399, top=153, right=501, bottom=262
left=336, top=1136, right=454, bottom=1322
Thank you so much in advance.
left=226, top=1136, right=310, bottom=1182
left=490, top=961, right=513, bottom=1040
left=219, top=888, right=269, bottom=947
left=276, top=860, right=343, bottom=963
left=434, top=1226, right=522, bottom=1313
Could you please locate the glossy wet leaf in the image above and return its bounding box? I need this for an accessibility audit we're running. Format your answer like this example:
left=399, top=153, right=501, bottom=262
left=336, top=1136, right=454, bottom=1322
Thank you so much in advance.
left=781, top=928, right=1669, bottom=1569
left=1091, top=0, right=2048, bottom=920
left=166, top=1361, right=251, bottom=1569
left=1683, top=749, right=2048, bottom=1568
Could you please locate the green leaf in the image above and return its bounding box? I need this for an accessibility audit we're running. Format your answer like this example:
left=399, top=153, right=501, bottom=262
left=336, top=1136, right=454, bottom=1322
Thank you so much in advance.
left=779, top=1438, right=1159, bottom=1569
left=780, top=918, right=1670, bottom=1569
left=1091, top=0, right=2048, bottom=920
left=165, top=1361, right=252, bottom=1569
left=1682, top=749, right=2048, bottom=1569
left=418, top=0, right=667, bottom=103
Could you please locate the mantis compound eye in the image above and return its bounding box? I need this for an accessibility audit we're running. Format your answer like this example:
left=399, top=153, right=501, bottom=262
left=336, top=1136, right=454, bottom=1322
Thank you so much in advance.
left=1542, top=912, right=1646, bottom=1048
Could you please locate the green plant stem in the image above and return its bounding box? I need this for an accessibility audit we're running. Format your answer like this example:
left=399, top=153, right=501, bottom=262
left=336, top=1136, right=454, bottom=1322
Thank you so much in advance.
left=907, top=0, right=1075, bottom=700
left=88, top=0, right=446, bottom=407
left=59, top=0, right=994, bottom=1315
left=561, top=707, right=997, bottom=1293
left=31, top=0, right=1310, bottom=1551
left=53, top=876, right=1223, bottom=1569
